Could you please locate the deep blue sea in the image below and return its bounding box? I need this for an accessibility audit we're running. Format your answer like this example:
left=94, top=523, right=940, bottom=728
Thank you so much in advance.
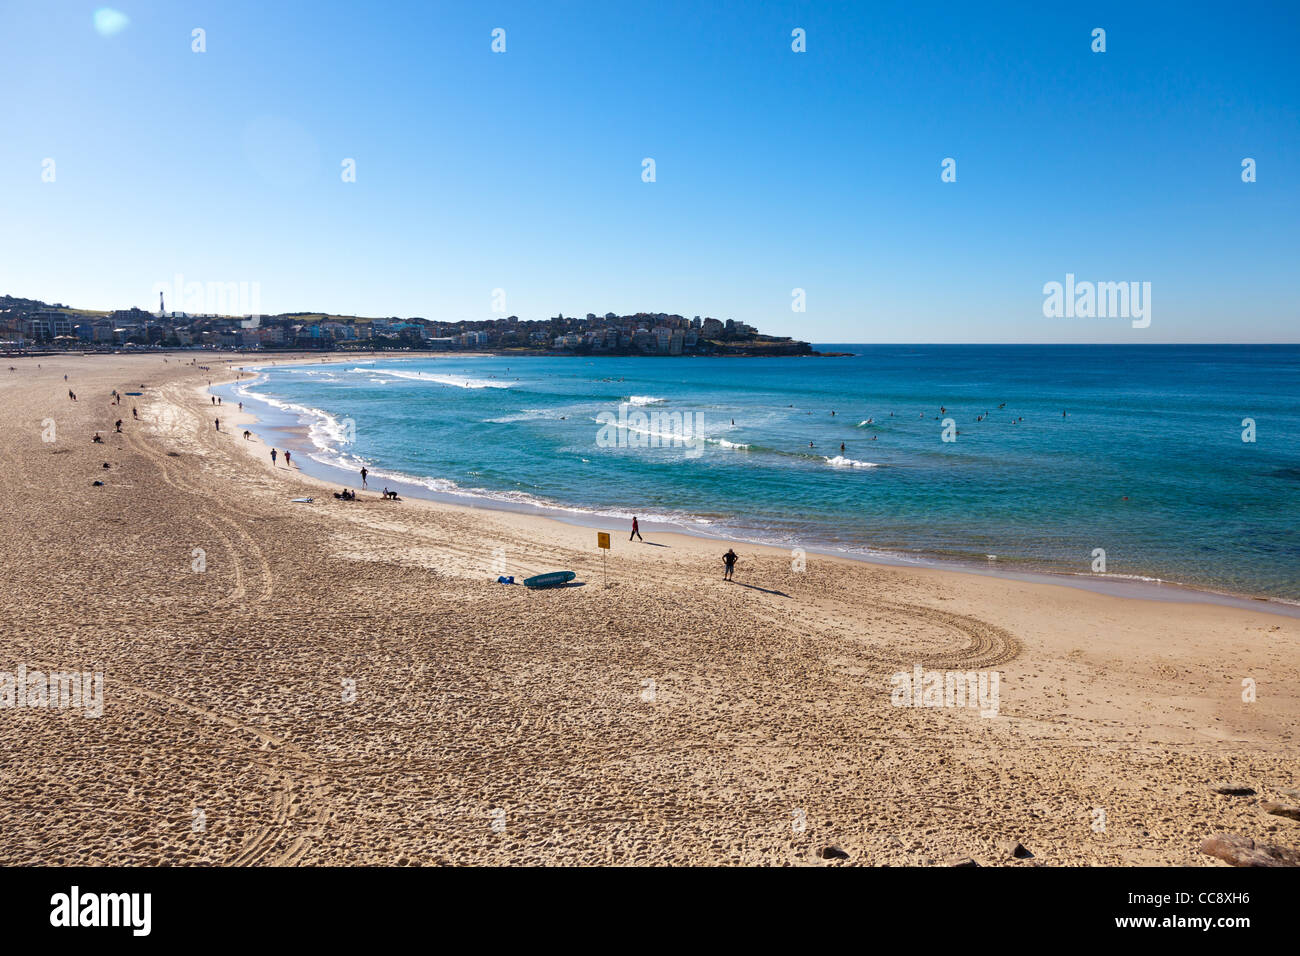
left=222, top=346, right=1300, bottom=603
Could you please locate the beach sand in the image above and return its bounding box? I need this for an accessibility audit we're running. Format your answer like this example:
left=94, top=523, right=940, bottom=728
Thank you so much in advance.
left=1, top=353, right=1296, bottom=866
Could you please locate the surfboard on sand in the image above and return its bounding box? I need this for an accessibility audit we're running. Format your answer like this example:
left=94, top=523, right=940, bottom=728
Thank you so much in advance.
left=523, top=570, right=576, bottom=589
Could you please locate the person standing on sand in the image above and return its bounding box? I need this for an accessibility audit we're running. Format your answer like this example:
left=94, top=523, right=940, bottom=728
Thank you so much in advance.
left=270, top=448, right=277, bottom=466
left=360, top=466, right=368, bottom=488
left=630, top=516, right=643, bottom=542
left=214, top=418, right=220, bottom=431
left=723, top=548, right=738, bottom=581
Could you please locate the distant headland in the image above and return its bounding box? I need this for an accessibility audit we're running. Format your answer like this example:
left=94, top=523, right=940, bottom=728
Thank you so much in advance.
left=1, top=294, right=822, bottom=356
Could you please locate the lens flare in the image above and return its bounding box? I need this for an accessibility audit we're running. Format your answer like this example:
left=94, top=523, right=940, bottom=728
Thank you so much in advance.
left=92, top=8, right=130, bottom=37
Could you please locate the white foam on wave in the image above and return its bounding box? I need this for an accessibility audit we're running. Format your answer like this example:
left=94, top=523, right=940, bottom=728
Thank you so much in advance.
left=366, top=368, right=510, bottom=389
left=824, top=455, right=879, bottom=468
left=234, top=376, right=353, bottom=454
left=1082, top=571, right=1168, bottom=584
left=626, top=395, right=665, bottom=406
left=308, top=453, right=714, bottom=528
left=485, top=409, right=554, bottom=424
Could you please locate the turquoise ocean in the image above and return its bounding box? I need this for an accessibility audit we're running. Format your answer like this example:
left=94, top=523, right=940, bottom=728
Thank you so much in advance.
left=219, top=345, right=1300, bottom=605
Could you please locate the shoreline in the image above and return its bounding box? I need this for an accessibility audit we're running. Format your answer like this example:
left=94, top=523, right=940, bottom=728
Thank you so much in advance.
left=220, top=355, right=1300, bottom=620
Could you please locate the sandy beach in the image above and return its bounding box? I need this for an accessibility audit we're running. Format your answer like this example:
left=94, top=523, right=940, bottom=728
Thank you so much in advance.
left=1, top=352, right=1297, bottom=866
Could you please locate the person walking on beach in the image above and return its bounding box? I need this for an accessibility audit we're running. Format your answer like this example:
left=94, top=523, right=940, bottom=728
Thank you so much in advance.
left=115, top=420, right=122, bottom=433
left=214, top=418, right=220, bottom=431
left=270, top=448, right=278, bottom=466
left=630, top=516, right=643, bottom=542
left=284, top=449, right=291, bottom=467
left=360, top=466, right=368, bottom=488
left=723, top=548, right=738, bottom=581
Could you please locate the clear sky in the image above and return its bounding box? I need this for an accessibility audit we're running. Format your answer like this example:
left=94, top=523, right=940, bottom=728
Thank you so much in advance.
left=1, top=1, right=1296, bottom=342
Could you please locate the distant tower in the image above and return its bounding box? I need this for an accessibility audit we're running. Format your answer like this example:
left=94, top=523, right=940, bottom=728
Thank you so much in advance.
left=159, top=290, right=165, bottom=316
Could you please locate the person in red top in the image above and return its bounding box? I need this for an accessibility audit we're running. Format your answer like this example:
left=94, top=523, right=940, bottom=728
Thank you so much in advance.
left=630, top=516, right=643, bottom=542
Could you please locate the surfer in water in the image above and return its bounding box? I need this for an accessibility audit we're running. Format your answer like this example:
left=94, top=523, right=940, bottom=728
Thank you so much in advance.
left=630, top=516, right=643, bottom=542
left=723, top=548, right=738, bottom=581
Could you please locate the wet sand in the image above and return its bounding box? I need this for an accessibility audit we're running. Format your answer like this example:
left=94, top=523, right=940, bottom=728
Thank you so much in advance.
left=1, top=352, right=1296, bottom=865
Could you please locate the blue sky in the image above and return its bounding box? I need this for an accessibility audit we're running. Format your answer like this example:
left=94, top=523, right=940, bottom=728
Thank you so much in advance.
left=1, top=1, right=1296, bottom=342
